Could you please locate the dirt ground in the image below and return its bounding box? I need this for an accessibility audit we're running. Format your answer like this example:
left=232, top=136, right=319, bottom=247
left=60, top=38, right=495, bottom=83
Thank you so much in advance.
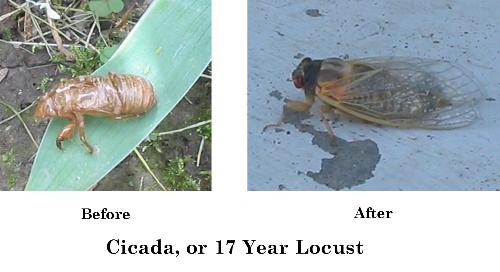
left=0, top=1, right=211, bottom=191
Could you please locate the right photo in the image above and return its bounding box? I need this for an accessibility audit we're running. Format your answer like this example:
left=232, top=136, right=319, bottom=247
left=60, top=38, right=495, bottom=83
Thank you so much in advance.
left=248, top=0, right=500, bottom=190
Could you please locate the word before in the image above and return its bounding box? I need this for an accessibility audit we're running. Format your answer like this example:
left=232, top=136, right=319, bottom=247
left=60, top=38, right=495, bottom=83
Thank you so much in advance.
left=82, top=208, right=130, bottom=219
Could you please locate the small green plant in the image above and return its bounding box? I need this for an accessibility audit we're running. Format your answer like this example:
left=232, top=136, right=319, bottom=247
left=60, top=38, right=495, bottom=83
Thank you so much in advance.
left=51, top=46, right=101, bottom=77
left=193, top=108, right=211, bottom=141
left=2, top=148, right=17, bottom=189
left=7, top=174, right=17, bottom=189
left=198, top=171, right=211, bottom=191
left=196, top=124, right=211, bottom=141
left=1, top=148, right=15, bottom=166
left=68, top=46, right=101, bottom=76
left=2, top=29, right=13, bottom=40
left=163, top=157, right=200, bottom=191
left=193, top=107, right=211, bottom=121
left=51, top=43, right=120, bottom=77
left=145, top=132, right=163, bottom=153
left=50, top=52, right=66, bottom=63
left=38, top=77, right=54, bottom=92
left=31, top=44, right=42, bottom=53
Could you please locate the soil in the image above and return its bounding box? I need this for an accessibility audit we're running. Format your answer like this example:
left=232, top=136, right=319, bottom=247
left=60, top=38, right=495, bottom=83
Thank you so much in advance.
left=0, top=3, right=211, bottom=190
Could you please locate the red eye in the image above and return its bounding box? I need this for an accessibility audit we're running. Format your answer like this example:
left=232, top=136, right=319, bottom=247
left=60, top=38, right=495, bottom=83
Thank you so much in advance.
left=292, top=73, right=304, bottom=88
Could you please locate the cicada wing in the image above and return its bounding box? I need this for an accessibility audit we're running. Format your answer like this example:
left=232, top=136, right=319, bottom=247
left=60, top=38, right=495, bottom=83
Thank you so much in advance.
left=318, top=57, right=483, bottom=129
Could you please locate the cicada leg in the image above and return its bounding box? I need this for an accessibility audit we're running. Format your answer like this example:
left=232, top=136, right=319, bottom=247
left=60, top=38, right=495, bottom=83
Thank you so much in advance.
left=285, top=97, right=315, bottom=112
left=56, top=116, right=76, bottom=150
left=74, top=113, right=94, bottom=154
left=262, top=120, right=283, bottom=133
left=262, top=96, right=315, bottom=132
left=319, top=104, right=337, bottom=143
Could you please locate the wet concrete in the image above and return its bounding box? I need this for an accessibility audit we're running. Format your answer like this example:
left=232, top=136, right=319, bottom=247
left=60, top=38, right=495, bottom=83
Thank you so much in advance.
left=268, top=90, right=283, bottom=100
left=280, top=105, right=380, bottom=190
left=305, top=9, right=323, bottom=17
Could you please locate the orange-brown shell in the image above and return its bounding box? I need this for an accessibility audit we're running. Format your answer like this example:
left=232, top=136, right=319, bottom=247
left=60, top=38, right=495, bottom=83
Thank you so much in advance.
left=34, top=73, right=156, bottom=119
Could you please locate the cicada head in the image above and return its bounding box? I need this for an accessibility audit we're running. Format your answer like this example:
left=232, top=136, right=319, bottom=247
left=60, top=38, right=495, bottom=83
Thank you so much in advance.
left=292, top=57, right=312, bottom=89
left=34, top=94, right=56, bottom=120
left=293, top=57, right=348, bottom=100
left=293, top=57, right=348, bottom=88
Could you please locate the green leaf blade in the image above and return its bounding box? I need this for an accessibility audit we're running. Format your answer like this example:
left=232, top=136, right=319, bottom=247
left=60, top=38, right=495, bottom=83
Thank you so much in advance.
left=99, top=45, right=119, bottom=63
left=26, top=0, right=211, bottom=190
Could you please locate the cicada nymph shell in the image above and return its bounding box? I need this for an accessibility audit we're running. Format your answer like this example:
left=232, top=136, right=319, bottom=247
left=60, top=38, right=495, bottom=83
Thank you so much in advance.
left=34, top=72, right=156, bottom=153
left=292, top=57, right=483, bottom=129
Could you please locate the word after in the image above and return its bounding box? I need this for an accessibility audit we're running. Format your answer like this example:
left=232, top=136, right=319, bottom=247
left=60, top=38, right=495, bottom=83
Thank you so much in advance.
left=354, top=207, right=393, bottom=219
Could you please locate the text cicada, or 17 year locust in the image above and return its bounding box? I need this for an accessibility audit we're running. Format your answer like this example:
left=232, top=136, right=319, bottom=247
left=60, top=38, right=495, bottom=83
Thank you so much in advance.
left=34, top=72, right=156, bottom=153
left=270, top=56, right=483, bottom=137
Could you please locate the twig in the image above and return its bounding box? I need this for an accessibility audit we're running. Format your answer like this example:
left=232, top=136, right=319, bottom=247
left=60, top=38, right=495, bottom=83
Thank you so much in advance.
left=200, top=73, right=212, bottom=79
left=69, top=29, right=99, bottom=53
left=27, top=5, right=53, bottom=56
left=52, top=5, right=93, bottom=13
left=0, top=3, right=24, bottom=22
left=9, top=0, right=72, bottom=41
left=196, top=136, right=204, bottom=167
left=0, top=100, right=39, bottom=148
left=60, top=13, right=89, bottom=38
left=29, top=152, right=36, bottom=163
left=157, top=120, right=211, bottom=136
left=0, top=100, right=36, bottom=125
left=57, top=13, right=99, bottom=52
left=67, top=12, right=93, bottom=18
left=0, top=68, right=7, bottom=82
left=133, top=148, right=166, bottom=191
left=85, top=17, right=97, bottom=49
left=95, top=15, right=108, bottom=47
left=114, top=3, right=137, bottom=30
left=184, top=96, right=193, bottom=104
left=0, top=39, right=80, bottom=48
left=25, top=14, right=93, bottom=43
left=21, top=10, right=34, bottom=41
left=17, top=45, right=36, bottom=55
left=48, top=16, right=75, bottom=60
left=27, top=63, right=56, bottom=70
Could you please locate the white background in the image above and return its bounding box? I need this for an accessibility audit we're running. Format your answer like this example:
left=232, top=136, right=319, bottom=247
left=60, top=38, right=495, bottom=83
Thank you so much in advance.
left=1, top=193, right=499, bottom=271
left=1, top=1, right=499, bottom=271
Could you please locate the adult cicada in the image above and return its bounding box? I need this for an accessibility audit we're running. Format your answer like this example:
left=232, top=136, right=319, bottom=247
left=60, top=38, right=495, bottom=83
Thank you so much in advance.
left=274, top=56, right=483, bottom=136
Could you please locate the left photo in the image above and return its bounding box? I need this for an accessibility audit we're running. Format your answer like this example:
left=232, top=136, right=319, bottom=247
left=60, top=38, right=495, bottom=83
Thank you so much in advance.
left=0, top=0, right=211, bottom=190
